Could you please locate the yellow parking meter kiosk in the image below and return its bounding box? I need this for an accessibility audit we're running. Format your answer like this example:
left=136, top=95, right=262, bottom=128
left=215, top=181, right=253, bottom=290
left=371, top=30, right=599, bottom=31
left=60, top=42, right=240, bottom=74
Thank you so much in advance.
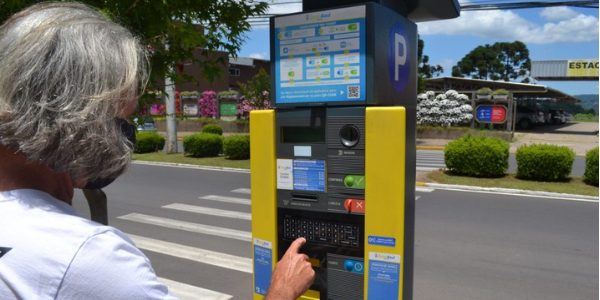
left=251, top=1, right=459, bottom=299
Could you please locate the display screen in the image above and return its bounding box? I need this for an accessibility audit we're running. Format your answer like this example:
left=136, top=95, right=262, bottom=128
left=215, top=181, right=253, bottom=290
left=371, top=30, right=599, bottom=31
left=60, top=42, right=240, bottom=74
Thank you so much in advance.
left=273, top=6, right=367, bottom=104
left=281, top=126, right=326, bottom=143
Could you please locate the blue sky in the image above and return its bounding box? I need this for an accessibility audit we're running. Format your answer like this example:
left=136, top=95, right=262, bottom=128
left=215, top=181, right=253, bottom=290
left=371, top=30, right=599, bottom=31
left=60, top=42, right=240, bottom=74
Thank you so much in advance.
left=237, top=2, right=599, bottom=96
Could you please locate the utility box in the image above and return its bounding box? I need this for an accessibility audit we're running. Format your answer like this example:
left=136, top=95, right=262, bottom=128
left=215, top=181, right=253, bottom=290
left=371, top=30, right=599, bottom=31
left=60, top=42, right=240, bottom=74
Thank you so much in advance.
left=251, top=1, right=459, bottom=300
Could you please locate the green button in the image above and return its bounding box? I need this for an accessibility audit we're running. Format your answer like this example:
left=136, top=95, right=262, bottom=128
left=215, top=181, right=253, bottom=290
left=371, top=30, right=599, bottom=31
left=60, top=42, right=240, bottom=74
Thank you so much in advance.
left=344, top=175, right=365, bottom=189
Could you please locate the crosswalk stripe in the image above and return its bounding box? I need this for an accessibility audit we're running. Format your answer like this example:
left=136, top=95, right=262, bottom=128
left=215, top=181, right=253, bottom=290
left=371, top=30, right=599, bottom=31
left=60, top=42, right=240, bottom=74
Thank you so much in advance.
left=416, top=187, right=435, bottom=192
left=164, top=203, right=252, bottom=220
left=118, top=213, right=251, bottom=242
left=157, top=277, right=232, bottom=300
left=128, top=234, right=252, bottom=273
left=200, top=195, right=251, bottom=205
left=231, top=188, right=251, bottom=195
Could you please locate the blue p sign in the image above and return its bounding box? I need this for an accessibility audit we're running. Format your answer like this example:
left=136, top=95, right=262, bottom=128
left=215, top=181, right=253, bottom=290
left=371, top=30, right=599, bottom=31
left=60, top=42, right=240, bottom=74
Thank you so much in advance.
left=387, top=23, right=410, bottom=94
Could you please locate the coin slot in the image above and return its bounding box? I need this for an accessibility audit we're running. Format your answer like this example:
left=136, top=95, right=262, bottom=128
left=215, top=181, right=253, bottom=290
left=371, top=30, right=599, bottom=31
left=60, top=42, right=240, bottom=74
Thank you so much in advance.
left=339, top=125, right=360, bottom=148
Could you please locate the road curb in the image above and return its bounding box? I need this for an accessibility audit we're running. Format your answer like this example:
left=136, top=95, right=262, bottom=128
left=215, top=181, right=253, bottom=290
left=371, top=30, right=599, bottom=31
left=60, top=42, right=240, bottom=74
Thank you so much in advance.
left=416, top=146, right=445, bottom=150
left=420, top=182, right=598, bottom=201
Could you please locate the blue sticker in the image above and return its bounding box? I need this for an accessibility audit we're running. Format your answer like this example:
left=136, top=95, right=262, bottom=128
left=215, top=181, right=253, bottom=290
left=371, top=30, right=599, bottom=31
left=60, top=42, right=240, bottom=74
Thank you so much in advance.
left=293, top=160, right=326, bottom=192
left=368, top=235, right=396, bottom=247
left=387, top=22, right=411, bottom=94
left=368, top=260, right=400, bottom=299
left=253, top=244, right=272, bottom=295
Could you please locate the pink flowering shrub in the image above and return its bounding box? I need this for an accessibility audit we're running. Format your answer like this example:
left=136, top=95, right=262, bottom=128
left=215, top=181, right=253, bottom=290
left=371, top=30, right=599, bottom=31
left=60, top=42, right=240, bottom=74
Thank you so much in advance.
left=237, top=91, right=271, bottom=119
left=198, top=91, right=218, bottom=118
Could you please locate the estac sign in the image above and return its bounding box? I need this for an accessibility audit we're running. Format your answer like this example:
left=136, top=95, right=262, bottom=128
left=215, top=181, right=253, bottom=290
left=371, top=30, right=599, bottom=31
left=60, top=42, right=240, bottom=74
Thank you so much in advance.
left=567, top=59, right=599, bottom=77
left=476, top=106, right=506, bottom=123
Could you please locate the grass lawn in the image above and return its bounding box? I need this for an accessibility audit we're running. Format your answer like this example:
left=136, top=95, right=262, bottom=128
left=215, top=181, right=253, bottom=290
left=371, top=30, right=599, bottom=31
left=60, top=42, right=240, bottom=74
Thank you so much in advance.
left=427, top=170, right=599, bottom=197
left=132, top=152, right=250, bottom=169
left=573, top=118, right=599, bottom=123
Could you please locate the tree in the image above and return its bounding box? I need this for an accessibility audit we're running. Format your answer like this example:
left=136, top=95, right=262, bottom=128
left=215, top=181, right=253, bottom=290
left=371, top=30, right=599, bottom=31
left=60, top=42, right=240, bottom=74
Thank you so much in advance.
left=417, top=36, right=444, bottom=93
left=238, top=67, right=270, bottom=108
left=1, top=0, right=268, bottom=90
left=452, top=41, right=531, bottom=83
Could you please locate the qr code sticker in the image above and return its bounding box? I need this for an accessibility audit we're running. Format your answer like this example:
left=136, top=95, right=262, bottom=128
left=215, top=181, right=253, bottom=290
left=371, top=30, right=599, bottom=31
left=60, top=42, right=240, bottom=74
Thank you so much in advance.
left=348, top=85, right=359, bottom=98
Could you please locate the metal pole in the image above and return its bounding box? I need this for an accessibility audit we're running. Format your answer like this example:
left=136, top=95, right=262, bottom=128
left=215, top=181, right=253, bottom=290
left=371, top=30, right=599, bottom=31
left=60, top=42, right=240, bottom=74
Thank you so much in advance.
left=165, top=43, right=178, bottom=153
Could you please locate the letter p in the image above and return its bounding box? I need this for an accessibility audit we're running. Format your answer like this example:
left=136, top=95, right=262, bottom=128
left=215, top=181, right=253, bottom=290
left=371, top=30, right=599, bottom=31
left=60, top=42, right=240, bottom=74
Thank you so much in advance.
left=394, top=33, right=407, bottom=81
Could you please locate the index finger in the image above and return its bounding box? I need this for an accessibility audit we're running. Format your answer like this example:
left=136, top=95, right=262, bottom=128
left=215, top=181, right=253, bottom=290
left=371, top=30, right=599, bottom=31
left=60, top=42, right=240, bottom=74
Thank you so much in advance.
left=286, top=237, right=307, bottom=254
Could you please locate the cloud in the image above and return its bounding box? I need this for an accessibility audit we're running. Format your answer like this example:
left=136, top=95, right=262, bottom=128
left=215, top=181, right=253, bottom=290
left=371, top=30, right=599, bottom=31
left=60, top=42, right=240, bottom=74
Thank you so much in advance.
left=266, top=1, right=302, bottom=15
left=438, top=58, right=455, bottom=71
left=419, top=10, right=599, bottom=44
left=249, top=52, right=268, bottom=59
left=249, top=1, right=302, bottom=29
left=540, top=7, right=579, bottom=21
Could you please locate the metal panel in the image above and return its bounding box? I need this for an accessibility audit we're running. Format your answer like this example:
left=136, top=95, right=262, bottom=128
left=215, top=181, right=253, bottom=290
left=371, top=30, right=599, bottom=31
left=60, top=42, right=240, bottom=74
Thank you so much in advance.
left=531, top=60, right=568, bottom=78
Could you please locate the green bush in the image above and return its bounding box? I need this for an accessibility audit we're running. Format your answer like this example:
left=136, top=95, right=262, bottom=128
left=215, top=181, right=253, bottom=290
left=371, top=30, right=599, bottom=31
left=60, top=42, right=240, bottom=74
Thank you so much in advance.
left=584, top=147, right=599, bottom=186
left=202, top=124, right=223, bottom=135
left=516, top=144, right=575, bottom=181
left=223, top=135, right=250, bottom=159
left=182, top=133, right=223, bottom=157
left=134, top=131, right=166, bottom=154
left=444, top=134, right=509, bottom=177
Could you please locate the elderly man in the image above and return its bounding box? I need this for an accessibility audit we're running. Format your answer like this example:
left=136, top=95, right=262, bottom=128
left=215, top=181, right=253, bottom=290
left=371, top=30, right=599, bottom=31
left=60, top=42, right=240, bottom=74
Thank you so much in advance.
left=0, top=2, right=314, bottom=299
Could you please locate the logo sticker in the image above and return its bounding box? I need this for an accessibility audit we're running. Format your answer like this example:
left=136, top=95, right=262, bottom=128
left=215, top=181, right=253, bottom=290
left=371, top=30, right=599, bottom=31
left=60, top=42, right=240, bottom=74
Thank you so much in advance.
left=387, top=22, right=410, bottom=94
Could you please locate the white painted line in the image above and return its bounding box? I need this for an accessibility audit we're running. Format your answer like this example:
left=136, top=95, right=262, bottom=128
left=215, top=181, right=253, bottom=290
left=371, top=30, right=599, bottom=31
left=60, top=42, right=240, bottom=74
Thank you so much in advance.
left=128, top=234, right=252, bottom=273
left=118, top=213, right=251, bottom=241
left=415, top=196, right=421, bottom=201
left=231, top=188, right=251, bottom=195
left=429, top=186, right=599, bottom=203
left=416, top=187, right=435, bottom=193
left=157, top=277, right=232, bottom=300
left=416, top=167, right=440, bottom=171
left=132, top=161, right=250, bottom=173
left=164, top=203, right=252, bottom=220
left=200, top=195, right=251, bottom=205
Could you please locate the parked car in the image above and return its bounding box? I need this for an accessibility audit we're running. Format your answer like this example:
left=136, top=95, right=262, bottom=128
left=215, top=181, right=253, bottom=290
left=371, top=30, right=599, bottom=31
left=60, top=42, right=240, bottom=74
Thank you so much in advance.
left=516, top=106, right=540, bottom=129
left=560, top=110, right=573, bottom=123
left=536, top=110, right=546, bottom=124
left=547, top=109, right=565, bottom=125
left=134, top=117, right=157, bottom=131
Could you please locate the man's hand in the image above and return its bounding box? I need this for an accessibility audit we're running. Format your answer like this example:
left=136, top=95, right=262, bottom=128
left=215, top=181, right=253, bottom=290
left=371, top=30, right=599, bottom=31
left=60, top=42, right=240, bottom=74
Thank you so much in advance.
left=265, top=238, right=316, bottom=300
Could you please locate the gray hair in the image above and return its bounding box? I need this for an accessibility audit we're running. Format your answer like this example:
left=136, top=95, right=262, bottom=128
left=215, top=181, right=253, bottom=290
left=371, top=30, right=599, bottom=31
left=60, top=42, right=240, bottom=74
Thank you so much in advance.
left=0, top=2, right=149, bottom=182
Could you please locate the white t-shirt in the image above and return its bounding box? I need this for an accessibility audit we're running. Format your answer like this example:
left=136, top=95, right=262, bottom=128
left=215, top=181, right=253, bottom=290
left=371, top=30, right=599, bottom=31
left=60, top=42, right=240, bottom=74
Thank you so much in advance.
left=0, top=189, right=179, bottom=300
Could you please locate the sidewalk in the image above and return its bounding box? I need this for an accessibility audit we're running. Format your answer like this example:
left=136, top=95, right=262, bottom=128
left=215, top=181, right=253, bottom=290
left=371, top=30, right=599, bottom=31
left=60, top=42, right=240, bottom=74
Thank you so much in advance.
left=416, top=122, right=598, bottom=156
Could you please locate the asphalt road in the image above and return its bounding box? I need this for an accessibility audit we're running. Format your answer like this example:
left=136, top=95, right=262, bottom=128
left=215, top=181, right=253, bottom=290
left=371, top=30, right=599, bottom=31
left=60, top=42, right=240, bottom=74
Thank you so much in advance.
left=72, top=163, right=598, bottom=299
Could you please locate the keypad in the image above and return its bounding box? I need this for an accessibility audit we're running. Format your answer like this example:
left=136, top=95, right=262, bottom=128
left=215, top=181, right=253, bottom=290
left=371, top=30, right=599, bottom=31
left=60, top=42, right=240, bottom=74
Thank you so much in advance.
left=283, top=216, right=360, bottom=248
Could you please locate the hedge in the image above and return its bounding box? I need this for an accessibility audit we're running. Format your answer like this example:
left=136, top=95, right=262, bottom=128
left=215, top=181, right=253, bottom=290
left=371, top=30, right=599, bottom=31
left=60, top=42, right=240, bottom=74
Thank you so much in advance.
left=182, top=133, right=223, bottom=157
left=134, top=131, right=165, bottom=154
left=223, top=135, right=250, bottom=159
left=201, top=124, right=223, bottom=136
left=584, top=147, right=599, bottom=186
left=444, top=134, right=509, bottom=177
left=516, top=144, right=575, bottom=181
